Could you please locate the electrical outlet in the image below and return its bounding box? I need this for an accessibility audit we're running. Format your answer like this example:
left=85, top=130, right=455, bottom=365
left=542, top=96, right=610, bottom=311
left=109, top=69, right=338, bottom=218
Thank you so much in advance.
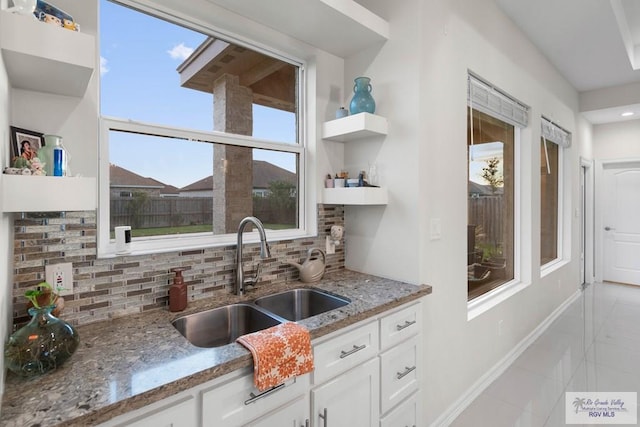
left=325, top=236, right=336, bottom=255
left=45, top=263, right=73, bottom=296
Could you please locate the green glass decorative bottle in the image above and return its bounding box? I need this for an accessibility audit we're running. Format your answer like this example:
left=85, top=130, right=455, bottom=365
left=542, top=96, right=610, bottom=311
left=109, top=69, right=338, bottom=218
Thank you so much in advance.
left=5, top=306, right=79, bottom=377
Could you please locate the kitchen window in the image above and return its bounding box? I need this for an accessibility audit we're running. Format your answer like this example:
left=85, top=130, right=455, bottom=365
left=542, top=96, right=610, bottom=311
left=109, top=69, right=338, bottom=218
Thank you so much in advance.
left=98, top=0, right=307, bottom=255
left=467, top=73, right=528, bottom=304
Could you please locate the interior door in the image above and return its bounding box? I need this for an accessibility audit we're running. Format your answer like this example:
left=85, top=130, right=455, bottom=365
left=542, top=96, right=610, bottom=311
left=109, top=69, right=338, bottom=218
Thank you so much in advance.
left=603, top=163, right=640, bottom=285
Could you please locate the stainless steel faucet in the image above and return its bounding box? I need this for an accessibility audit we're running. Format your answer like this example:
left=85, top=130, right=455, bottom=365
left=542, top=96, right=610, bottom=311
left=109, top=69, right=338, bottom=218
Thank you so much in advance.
left=235, top=216, right=271, bottom=296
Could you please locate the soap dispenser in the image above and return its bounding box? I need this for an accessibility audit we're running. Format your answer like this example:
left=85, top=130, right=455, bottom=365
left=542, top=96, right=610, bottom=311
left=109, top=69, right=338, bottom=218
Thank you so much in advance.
left=169, top=267, right=187, bottom=312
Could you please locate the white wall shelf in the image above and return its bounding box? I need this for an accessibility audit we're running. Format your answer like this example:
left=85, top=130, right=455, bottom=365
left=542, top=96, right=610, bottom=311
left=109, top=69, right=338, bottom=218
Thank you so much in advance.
left=322, top=113, right=388, bottom=142
left=2, top=175, right=96, bottom=212
left=0, top=11, right=95, bottom=97
left=206, top=0, right=389, bottom=58
left=323, top=187, right=388, bottom=205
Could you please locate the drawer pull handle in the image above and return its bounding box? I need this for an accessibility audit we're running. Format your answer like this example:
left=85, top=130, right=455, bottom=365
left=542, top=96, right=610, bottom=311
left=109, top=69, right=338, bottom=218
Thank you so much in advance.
left=396, top=365, right=416, bottom=379
left=340, top=344, right=366, bottom=359
left=319, top=408, right=328, bottom=427
left=396, top=320, right=416, bottom=331
left=244, top=383, right=285, bottom=405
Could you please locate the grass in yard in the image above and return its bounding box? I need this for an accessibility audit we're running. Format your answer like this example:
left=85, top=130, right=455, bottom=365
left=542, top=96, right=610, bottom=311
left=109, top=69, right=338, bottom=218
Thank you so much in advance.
left=110, top=223, right=295, bottom=238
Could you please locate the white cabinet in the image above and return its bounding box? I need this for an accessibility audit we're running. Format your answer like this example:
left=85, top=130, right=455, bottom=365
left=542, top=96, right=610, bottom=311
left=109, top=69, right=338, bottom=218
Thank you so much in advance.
left=311, top=357, right=380, bottom=427
left=244, top=394, right=309, bottom=427
left=98, top=395, right=197, bottom=427
left=380, top=336, right=420, bottom=414
left=0, top=11, right=95, bottom=97
left=312, top=320, right=378, bottom=384
left=202, top=371, right=309, bottom=426
left=380, top=391, right=420, bottom=427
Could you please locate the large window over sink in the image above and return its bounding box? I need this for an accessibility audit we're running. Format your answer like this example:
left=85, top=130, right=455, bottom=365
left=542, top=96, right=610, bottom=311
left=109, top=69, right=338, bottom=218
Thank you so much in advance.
left=98, top=0, right=306, bottom=255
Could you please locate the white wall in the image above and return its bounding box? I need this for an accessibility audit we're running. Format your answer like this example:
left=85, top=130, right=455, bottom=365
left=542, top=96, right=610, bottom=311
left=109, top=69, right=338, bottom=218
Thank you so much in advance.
left=593, top=119, right=640, bottom=160
left=0, top=22, right=12, bottom=400
left=348, top=0, right=587, bottom=424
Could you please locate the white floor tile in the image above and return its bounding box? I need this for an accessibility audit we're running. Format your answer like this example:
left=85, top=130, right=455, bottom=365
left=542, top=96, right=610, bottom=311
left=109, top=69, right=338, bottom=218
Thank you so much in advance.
left=451, top=394, right=546, bottom=427
left=451, top=282, right=640, bottom=427
left=484, top=365, right=565, bottom=417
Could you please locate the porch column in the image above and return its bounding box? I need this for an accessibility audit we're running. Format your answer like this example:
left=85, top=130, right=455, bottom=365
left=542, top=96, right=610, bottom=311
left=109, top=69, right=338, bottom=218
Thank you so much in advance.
left=212, top=74, right=254, bottom=234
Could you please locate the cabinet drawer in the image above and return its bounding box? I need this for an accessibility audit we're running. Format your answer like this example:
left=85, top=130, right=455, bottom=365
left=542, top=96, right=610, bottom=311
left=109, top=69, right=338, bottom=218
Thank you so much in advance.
left=380, top=301, right=422, bottom=350
left=380, top=390, right=420, bottom=427
left=313, top=320, right=379, bottom=385
left=202, top=371, right=309, bottom=426
left=380, top=335, right=420, bottom=415
left=101, top=395, right=197, bottom=427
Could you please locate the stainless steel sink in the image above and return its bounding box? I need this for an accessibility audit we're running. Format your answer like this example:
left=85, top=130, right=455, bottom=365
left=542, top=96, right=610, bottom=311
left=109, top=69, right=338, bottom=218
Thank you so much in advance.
left=171, top=303, right=282, bottom=348
left=254, top=288, right=350, bottom=321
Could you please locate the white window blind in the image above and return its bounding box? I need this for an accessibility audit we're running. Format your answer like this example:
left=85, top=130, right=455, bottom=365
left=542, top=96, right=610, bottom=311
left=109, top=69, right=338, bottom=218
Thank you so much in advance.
left=468, top=73, right=529, bottom=128
left=541, top=116, right=571, bottom=148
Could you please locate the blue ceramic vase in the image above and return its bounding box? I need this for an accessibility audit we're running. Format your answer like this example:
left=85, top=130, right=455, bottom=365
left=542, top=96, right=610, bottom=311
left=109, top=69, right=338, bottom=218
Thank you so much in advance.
left=349, top=77, right=376, bottom=114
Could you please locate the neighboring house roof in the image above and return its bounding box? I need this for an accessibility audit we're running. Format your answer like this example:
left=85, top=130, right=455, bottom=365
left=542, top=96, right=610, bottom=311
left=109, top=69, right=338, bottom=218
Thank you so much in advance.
left=468, top=181, right=503, bottom=196
left=180, top=160, right=296, bottom=192
left=253, top=160, right=296, bottom=189
left=110, top=164, right=178, bottom=194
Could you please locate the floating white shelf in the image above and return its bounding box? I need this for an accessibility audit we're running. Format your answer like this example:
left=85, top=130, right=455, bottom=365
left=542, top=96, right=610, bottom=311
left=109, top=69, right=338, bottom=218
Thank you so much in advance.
left=323, top=187, right=388, bottom=205
left=206, top=0, right=389, bottom=57
left=1, top=175, right=96, bottom=212
left=0, top=11, right=95, bottom=97
left=322, top=112, right=388, bottom=142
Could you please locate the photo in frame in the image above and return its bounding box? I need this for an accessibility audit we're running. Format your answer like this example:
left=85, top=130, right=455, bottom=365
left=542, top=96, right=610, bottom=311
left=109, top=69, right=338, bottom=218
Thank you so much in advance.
left=10, top=126, right=44, bottom=166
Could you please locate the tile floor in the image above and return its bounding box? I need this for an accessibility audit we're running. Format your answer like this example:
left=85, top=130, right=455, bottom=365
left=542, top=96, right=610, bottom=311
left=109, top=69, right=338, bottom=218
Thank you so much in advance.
left=451, top=282, right=640, bottom=427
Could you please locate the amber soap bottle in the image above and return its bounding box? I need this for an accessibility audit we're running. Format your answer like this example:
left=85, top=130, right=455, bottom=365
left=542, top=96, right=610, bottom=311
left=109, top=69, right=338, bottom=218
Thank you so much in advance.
left=169, top=268, right=187, bottom=312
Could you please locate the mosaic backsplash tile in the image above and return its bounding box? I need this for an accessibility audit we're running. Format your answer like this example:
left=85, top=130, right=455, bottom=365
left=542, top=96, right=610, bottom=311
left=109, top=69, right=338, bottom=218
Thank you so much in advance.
left=11, top=205, right=344, bottom=327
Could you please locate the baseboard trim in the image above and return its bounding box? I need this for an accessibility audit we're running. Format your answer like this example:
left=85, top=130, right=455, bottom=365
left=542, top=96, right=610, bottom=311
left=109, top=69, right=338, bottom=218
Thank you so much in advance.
left=429, top=289, right=582, bottom=427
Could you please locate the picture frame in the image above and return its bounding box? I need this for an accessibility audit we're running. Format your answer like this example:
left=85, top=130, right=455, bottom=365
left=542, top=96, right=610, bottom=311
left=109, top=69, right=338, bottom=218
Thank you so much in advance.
left=10, top=126, right=44, bottom=165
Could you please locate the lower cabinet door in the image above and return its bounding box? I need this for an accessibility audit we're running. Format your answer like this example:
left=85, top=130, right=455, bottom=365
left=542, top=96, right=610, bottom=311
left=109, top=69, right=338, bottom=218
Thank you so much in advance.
left=311, top=357, right=380, bottom=427
left=244, top=394, right=309, bottom=427
left=106, top=395, right=197, bottom=427
left=380, top=391, right=420, bottom=427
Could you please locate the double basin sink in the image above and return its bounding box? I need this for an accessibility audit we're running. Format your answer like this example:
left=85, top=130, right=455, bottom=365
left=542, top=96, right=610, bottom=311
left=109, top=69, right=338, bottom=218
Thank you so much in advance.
left=171, top=288, right=350, bottom=348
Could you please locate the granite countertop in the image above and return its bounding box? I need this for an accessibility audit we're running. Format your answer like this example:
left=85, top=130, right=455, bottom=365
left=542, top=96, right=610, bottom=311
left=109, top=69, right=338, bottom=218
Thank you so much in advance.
left=0, top=269, right=431, bottom=427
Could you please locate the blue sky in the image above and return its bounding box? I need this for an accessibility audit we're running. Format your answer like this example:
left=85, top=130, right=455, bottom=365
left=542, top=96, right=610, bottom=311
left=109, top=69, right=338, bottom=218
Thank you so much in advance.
left=99, top=0, right=297, bottom=188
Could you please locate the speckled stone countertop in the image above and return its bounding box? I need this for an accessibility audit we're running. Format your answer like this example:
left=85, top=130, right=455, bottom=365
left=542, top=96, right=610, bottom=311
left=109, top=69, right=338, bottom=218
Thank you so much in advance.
left=0, top=270, right=431, bottom=427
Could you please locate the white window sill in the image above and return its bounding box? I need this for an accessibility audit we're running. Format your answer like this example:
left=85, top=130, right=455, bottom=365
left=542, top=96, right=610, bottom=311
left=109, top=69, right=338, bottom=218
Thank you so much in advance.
left=540, top=258, right=569, bottom=278
left=467, top=279, right=531, bottom=321
left=98, top=228, right=313, bottom=258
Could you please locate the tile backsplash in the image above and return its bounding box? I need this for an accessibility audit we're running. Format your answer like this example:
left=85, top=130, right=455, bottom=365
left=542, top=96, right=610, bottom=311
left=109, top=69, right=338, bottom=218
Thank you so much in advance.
left=11, top=205, right=344, bottom=326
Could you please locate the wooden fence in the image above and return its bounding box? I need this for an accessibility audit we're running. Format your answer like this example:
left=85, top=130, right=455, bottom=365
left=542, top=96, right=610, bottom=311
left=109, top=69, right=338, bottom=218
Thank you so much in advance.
left=111, top=196, right=296, bottom=229
left=468, top=196, right=503, bottom=250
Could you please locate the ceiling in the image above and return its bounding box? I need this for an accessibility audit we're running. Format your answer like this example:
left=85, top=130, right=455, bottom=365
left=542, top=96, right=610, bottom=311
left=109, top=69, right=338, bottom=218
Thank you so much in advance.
left=495, top=0, right=640, bottom=124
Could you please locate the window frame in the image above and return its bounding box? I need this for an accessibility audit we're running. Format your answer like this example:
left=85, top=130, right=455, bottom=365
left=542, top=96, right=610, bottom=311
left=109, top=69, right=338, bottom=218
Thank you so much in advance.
left=468, top=122, right=524, bottom=319
left=540, top=136, right=564, bottom=272
left=97, top=0, right=313, bottom=258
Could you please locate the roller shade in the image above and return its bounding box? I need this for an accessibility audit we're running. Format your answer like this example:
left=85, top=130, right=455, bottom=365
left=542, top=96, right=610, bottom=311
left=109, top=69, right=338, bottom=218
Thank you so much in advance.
left=541, top=116, right=571, bottom=148
left=468, top=73, right=529, bottom=128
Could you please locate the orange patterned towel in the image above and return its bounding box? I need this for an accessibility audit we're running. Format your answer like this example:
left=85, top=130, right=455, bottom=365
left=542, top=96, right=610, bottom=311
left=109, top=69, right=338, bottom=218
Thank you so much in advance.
left=237, top=322, right=314, bottom=391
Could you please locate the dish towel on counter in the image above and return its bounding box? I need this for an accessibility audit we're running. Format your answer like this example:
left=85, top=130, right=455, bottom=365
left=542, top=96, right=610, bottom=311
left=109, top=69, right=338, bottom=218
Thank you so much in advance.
left=236, top=322, right=314, bottom=391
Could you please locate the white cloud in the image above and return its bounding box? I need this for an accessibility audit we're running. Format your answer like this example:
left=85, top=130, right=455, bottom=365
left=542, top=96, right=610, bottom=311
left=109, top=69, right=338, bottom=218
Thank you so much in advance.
left=167, top=43, right=194, bottom=61
left=100, top=56, right=109, bottom=76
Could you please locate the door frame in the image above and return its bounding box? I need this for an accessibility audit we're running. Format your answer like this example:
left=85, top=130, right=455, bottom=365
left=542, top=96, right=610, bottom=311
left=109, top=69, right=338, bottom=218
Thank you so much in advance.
left=580, top=157, right=594, bottom=286
left=594, top=158, right=640, bottom=283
